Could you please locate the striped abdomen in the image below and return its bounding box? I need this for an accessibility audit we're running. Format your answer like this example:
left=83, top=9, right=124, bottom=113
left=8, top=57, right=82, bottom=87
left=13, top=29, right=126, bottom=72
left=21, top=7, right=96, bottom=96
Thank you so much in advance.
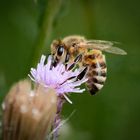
left=83, top=50, right=107, bottom=95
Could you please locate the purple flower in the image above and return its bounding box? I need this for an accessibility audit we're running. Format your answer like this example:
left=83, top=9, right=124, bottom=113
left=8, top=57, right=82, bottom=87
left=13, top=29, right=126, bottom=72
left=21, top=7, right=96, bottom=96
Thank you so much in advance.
left=29, top=55, right=87, bottom=103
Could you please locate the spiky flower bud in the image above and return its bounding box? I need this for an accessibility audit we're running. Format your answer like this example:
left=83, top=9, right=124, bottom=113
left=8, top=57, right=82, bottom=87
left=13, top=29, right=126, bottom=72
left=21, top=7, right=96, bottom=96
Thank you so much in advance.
left=2, top=80, right=57, bottom=140
left=2, top=54, right=87, bottom=140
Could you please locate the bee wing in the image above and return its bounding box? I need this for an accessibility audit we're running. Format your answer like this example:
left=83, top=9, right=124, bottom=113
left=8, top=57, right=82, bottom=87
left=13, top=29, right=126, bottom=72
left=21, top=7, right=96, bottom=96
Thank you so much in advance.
left=87, top=40, right=118, bottom=46
left=84, top=40, right=127, bottom=55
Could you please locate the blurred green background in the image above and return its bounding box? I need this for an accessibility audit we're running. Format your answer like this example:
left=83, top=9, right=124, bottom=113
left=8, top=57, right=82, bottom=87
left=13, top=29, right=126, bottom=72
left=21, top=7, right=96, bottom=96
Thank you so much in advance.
left=0, top=0, right=140, bottom=140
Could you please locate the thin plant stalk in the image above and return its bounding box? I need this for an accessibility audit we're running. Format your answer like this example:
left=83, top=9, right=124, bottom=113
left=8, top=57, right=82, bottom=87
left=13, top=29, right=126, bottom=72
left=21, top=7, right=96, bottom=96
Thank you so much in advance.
left=30, top=0, right=64, bottom=68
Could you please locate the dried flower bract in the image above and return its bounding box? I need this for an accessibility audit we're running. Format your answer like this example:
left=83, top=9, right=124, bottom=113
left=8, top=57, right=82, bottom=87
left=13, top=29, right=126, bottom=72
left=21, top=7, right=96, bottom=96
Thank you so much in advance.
left=2, top=80, right=57, bottom=140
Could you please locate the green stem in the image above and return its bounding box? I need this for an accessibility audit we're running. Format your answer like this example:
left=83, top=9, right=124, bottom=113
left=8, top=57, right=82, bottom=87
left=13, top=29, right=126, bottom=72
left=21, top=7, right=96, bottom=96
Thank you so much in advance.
left=82, top=0, right=95, bottom=38
left=30, top=0, right=63, bottom=67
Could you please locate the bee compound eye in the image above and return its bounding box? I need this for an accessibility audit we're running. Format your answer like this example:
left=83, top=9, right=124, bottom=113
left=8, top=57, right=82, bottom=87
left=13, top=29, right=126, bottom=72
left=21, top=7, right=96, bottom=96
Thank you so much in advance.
left=57, top=45, right=64, bottom=56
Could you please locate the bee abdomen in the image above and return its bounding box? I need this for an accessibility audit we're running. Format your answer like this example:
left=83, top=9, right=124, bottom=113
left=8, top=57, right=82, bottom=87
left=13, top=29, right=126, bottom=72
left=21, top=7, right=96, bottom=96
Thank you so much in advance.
left=87, top=75, right=106, bottom=95
left=86, top=56, right=107, bottom=95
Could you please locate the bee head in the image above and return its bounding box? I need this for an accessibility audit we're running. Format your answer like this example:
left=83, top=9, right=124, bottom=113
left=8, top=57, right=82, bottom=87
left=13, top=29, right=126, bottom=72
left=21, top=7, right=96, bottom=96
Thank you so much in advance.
left=51, top=39, right=69, bottom=66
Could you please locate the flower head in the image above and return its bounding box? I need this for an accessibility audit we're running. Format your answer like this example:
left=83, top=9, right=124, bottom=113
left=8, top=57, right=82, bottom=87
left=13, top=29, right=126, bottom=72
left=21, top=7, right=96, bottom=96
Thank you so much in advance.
left=29, top=55, right=87, bottom=102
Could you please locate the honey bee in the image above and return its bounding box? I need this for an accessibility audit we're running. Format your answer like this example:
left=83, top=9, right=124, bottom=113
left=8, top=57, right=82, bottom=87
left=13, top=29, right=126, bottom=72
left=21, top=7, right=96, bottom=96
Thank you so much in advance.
left=50, top=35, right=127, bottom=95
